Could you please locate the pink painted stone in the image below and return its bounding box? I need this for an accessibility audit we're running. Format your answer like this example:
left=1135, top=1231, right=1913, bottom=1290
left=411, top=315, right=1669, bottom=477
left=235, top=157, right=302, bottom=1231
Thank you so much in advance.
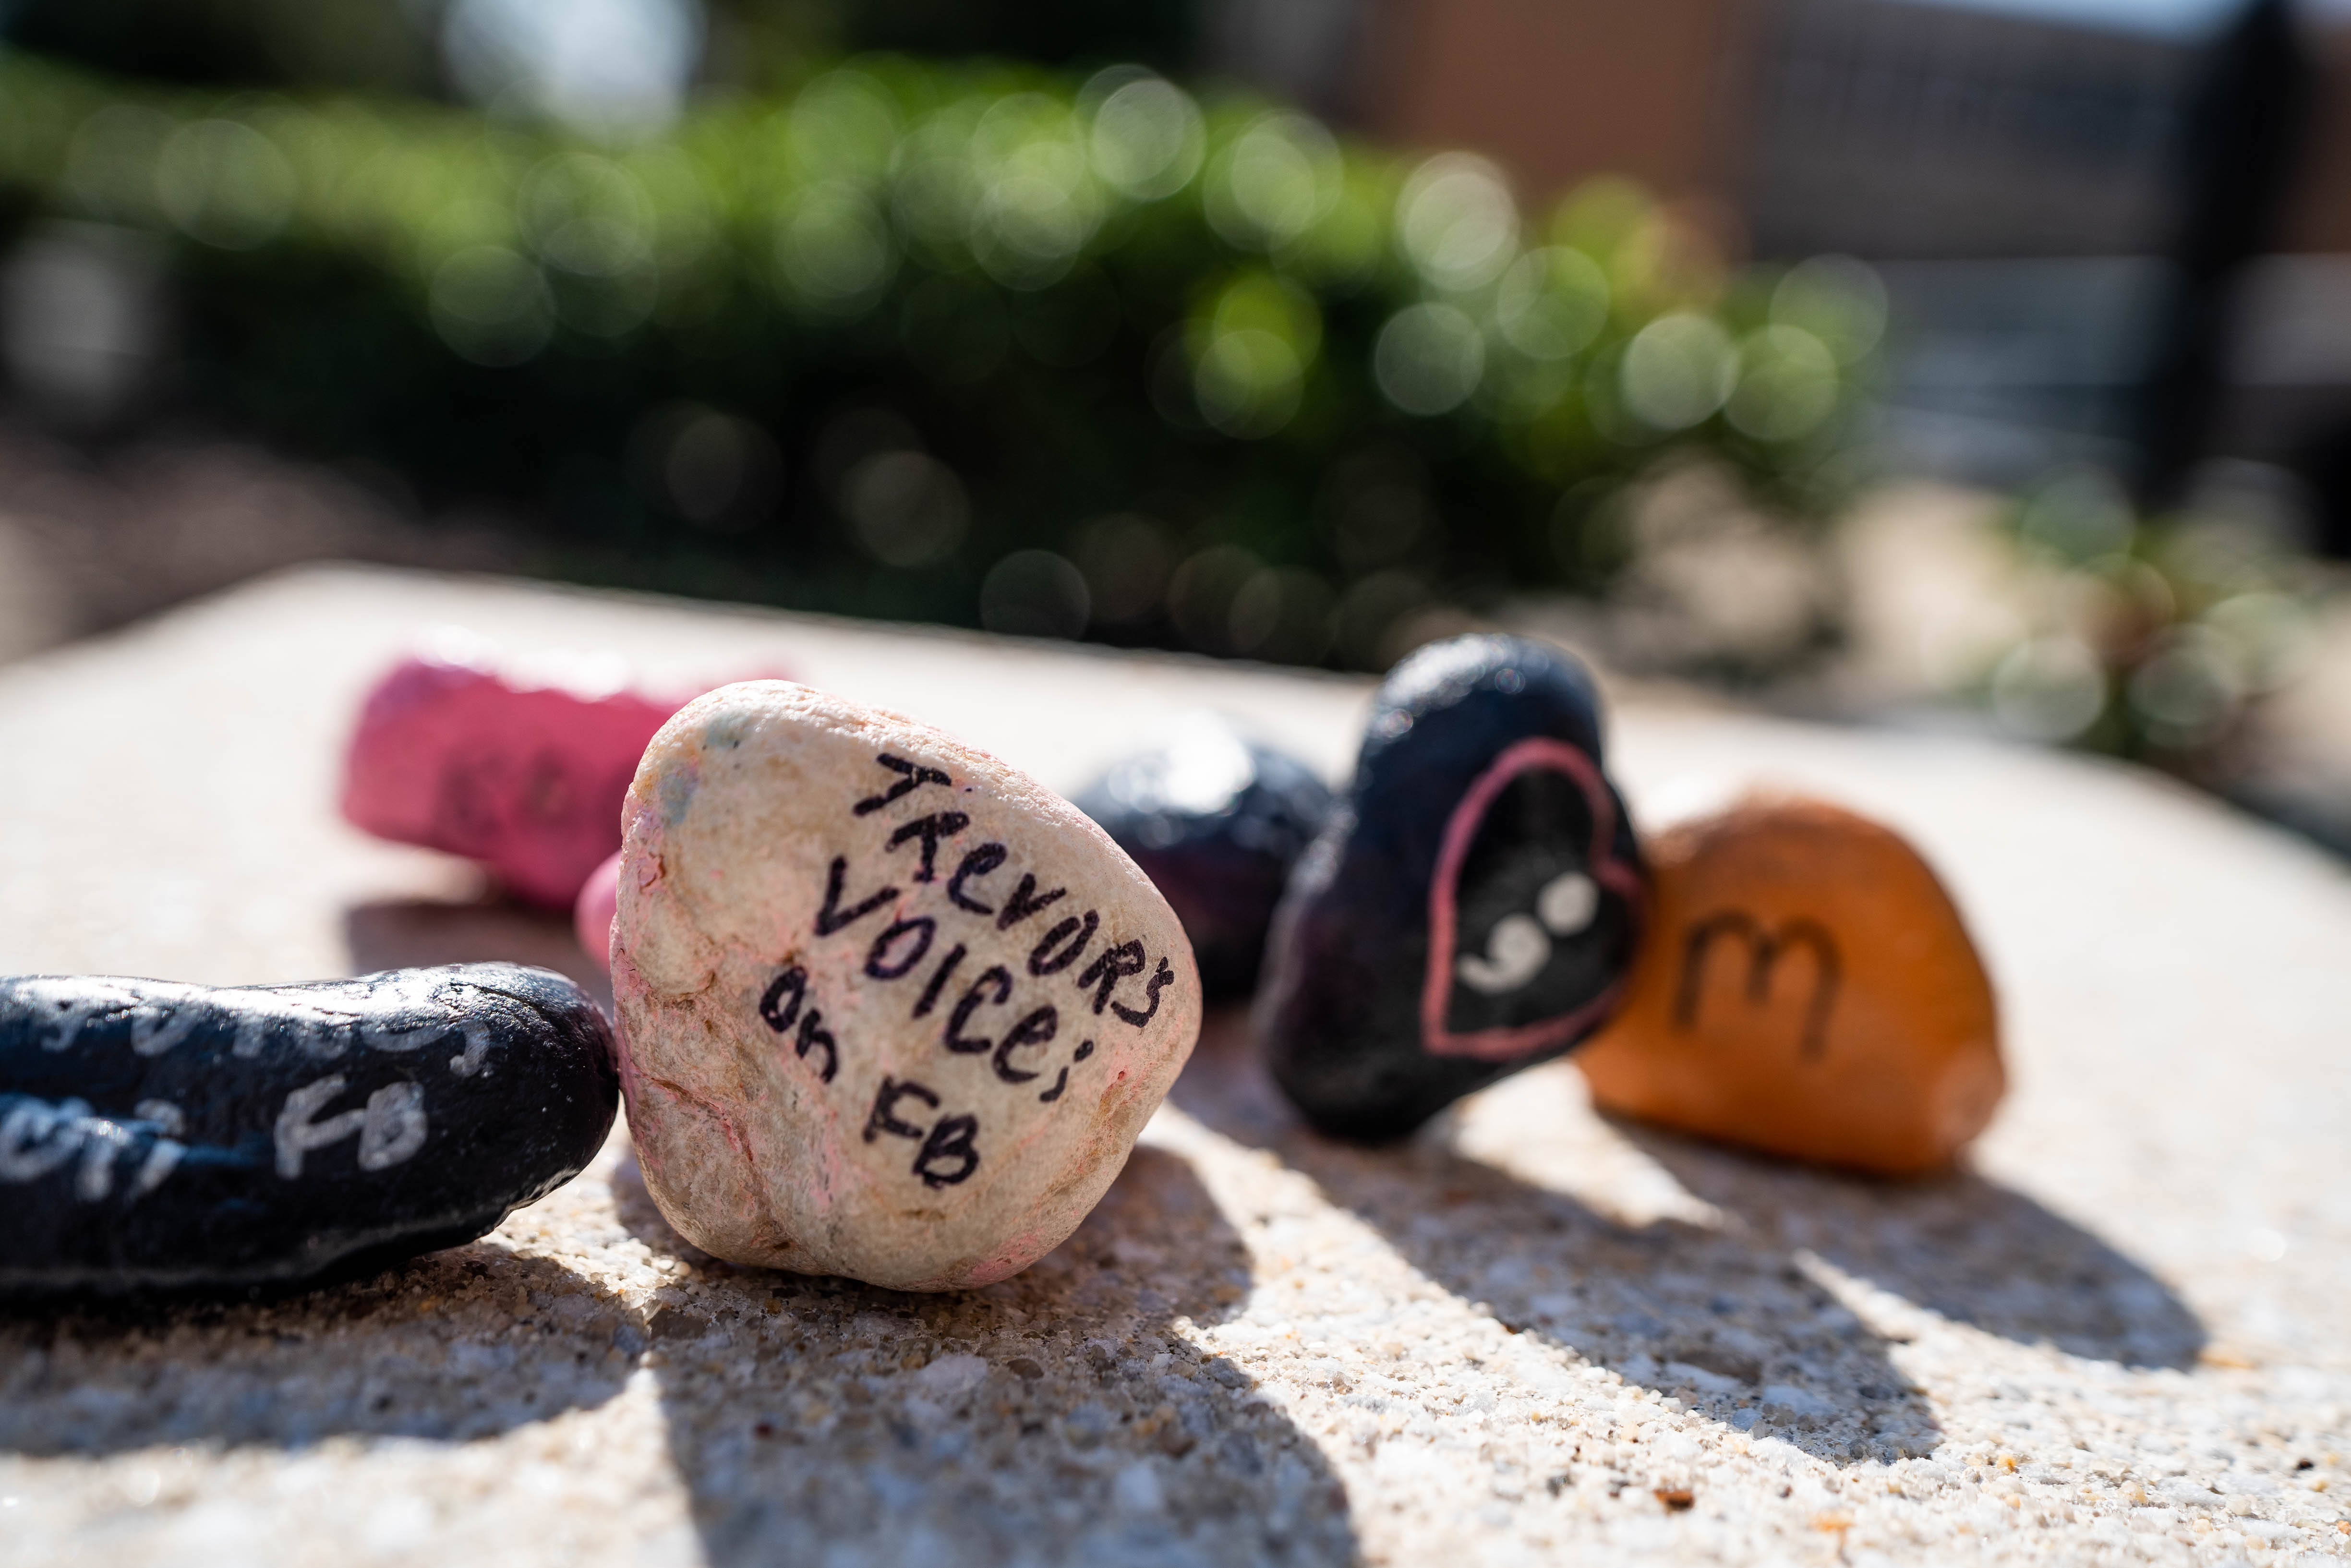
left=576, top=850, right=622, bottom=973
left=614, top=681, right=1201, bottom=1291
left=340, top=640, right=711, bottom=909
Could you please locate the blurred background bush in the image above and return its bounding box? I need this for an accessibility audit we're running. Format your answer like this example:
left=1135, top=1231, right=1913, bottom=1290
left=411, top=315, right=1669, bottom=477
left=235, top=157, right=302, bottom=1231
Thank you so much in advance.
left=0, top=37, right=1867, bottom=674
left=2, top=0, right=2350, bottom=838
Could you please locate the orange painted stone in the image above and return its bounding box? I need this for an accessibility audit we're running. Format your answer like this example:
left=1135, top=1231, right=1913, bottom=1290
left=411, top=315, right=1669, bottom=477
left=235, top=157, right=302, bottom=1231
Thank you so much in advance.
left=1575, top=795, right=2004, bottom=1175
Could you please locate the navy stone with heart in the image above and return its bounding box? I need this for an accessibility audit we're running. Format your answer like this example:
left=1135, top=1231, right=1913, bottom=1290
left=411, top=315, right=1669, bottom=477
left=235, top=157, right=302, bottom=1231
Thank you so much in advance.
left=0, top=963, right=617, bottom=1299
left=1254, top=634, right=1644, bottom=1141
left=1074, top=717, right=1334, bottom=1001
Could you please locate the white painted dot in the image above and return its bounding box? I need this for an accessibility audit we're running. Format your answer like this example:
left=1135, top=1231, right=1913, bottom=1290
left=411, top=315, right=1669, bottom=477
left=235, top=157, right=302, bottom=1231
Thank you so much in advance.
left=1456, top=914, right=1551, bottom=995
left=1537, top=871, right=1598, bottom=935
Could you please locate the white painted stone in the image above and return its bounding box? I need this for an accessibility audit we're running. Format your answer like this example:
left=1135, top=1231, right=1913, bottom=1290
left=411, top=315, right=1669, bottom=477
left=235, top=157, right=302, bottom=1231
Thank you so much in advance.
left=613, top=681, right=1201, bottom=1290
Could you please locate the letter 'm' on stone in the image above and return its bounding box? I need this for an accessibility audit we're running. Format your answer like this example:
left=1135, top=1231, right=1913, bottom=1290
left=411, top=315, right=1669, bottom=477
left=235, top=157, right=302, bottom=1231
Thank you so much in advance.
left=1575, top=795, right=2003, bottom=1175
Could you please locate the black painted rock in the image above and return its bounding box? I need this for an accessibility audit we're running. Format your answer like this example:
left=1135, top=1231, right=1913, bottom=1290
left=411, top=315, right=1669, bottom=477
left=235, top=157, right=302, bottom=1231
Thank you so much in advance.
left=1073, top=716, right=1335, bottom=1000
left=1255, top=635, right=1645, bottom=1141
left=0, top=963, right=617, bottom=1298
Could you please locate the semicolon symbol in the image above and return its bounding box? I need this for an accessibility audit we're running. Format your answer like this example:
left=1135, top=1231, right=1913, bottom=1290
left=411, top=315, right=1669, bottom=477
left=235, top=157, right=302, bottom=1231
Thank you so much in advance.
left=1454, top=870, right=1601, bottom=995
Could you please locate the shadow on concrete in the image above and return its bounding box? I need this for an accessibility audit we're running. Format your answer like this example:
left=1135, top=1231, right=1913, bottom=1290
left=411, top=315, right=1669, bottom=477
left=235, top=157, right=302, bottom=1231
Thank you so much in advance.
left=1618, top=1124, right=2207, bottom=1372
left=613, top=1145, right=1359, bottom=1568
left=343, top=896, right=610, bottom=1011
left=1169, top=1012, right=1954, bottom=1468
left=0, top=1245, right=635, bottom=1453
left=1172, top=1006, right=2205, bottom=1472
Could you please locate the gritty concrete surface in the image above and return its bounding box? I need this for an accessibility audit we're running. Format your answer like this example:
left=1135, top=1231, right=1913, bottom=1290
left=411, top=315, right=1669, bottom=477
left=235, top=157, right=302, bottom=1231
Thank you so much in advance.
left=0, top=565, right=2346, bottom=1568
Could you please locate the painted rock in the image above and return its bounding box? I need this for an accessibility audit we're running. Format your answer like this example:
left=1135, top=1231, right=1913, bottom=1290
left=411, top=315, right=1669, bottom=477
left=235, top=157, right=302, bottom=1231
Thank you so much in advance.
left=614, top=681, right=1202, bottom=1291
left=1073, top=714, right=1334, bottom=1000
left=340, top=639, right=704, bottom=908
left=1575, top=795, right=2004, bottom=1175
left=1256, top=634, right=1644, bottom=1142
left=0, top=963, right=618, bottom=1298
left=577, top=849, right=622, bottom=973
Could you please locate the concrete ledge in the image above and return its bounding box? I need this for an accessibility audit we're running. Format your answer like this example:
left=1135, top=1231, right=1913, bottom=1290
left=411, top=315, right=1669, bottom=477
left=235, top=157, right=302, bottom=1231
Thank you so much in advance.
left=1, top=567, right=2344, bottom=1565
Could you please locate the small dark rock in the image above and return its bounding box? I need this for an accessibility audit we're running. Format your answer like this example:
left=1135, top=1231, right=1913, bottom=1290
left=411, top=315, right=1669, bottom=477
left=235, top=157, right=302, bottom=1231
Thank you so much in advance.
left=649, top=1307, right=711, bottom=1344
left=0, top=963, right=617, bottom=1299
left=1688, top=1346, right=1762, bottom=1383
left=1255, top=635, right=1644, bottom=1141
left=1073, top=716, right=1333, bottom=1000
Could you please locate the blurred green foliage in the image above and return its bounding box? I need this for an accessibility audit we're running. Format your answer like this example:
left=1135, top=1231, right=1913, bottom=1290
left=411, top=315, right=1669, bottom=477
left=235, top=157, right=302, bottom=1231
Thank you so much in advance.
left=0, top=50, right=1877, bottom=665
left=1979, top=468, right=2323, bottom=765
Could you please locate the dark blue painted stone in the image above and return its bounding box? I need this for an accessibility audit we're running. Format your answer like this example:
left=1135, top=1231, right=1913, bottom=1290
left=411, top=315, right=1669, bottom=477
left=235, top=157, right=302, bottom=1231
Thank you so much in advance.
left=1074, top=721, right=1334, bottom=1001
left=0, top=963, right=617, bottom=1299
left=1255, top=635, right=1645, bottom=1142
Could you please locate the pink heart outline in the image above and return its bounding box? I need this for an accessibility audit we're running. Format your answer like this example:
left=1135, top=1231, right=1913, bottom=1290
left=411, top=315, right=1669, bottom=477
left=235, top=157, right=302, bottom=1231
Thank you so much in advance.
left=1419, top=736, right=1644, bottom=1062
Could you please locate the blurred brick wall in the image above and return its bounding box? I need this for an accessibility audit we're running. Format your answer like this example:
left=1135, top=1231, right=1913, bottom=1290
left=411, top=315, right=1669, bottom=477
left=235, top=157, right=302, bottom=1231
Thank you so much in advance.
left=2283, top=16, right=2351, bottom=253
left=1353, top=0, right=1747, bottom=220
left=1346, top=0, right=2351, bottom=264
